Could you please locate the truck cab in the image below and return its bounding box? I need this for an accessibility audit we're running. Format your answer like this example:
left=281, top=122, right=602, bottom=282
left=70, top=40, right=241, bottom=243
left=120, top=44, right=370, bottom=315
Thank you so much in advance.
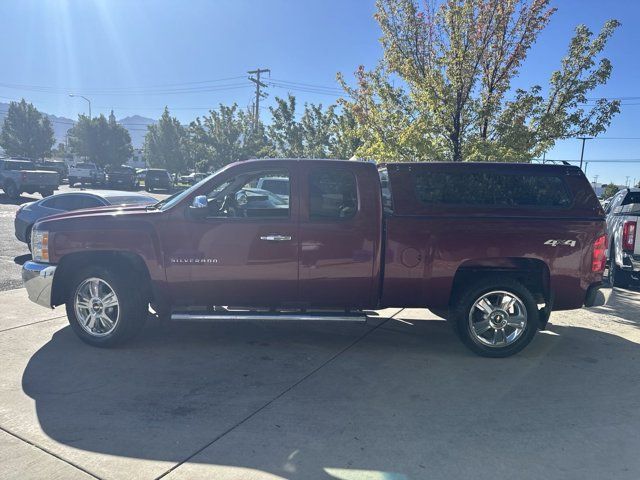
left=21, top=159, right=607, bottom=357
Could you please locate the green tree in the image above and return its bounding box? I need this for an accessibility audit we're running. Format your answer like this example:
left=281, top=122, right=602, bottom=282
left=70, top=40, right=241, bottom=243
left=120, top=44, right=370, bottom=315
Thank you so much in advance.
left=329, top=109, right=363, bottom=159
left=340, top=0, right=620, bottom=162
left=143, top=107, right=187, bottom=173
left=268, top=94, right=363, bottom=159
left=268, top=95, right=304, bottom=157
left=67, top=112, right=132, bottom=167
left=0, top=99, right=55, bottom=159
left=602, top=183, right=619, bottom=199
left=187, top=104, right=268, bottom=171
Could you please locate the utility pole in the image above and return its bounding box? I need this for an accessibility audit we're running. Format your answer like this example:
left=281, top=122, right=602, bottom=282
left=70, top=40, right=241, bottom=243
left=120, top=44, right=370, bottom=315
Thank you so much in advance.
left=577, top=137, right=592, bottom=171
left=625, top=176, right=630, bottom=187
left=248, top=68, right=270, bottom=127
left=593, top=174, right=599, bottom=186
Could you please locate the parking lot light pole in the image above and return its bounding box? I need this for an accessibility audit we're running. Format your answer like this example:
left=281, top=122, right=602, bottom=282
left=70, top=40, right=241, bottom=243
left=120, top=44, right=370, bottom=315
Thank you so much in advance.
left=69, top=93, right=91, bottom=119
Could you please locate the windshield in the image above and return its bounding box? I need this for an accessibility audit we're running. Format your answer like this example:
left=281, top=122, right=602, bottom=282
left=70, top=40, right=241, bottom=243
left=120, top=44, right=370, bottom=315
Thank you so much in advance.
left=157, top=170, right=219, bottom=211
left=7, top=161, right=35, bottom=170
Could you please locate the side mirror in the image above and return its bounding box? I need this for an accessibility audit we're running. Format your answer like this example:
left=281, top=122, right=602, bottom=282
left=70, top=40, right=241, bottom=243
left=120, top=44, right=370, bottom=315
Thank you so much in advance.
left=188, top=195, right=208, bottom=218
left=192, top=195, right=207, bottom=208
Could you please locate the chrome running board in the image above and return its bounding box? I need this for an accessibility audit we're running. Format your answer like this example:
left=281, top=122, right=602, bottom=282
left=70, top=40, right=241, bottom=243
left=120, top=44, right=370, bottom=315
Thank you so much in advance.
left=170, top=311, right=368, bottom=322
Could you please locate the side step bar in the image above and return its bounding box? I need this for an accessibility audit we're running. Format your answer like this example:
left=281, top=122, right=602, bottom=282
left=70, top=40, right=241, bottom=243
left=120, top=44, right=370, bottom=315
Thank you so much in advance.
left=170, top=311, right=369, bottom=322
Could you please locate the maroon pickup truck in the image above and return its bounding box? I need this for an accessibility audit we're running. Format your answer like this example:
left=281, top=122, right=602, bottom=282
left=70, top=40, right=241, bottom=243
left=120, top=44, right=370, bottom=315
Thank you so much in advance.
left=22, top=159, right=607, bottom=357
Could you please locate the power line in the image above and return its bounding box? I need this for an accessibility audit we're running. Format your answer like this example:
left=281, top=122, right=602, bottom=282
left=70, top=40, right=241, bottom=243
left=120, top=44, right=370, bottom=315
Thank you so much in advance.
left=0, top=75, right=247, bottom=94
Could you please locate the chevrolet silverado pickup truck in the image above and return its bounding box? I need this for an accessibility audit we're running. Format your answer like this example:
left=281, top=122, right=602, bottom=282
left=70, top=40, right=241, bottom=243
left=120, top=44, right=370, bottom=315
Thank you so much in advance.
left=22, top=159, right=607, bottom=357
left=0, top=158, right=59, bottom=198
left=605, top=187, right=640, bottom=287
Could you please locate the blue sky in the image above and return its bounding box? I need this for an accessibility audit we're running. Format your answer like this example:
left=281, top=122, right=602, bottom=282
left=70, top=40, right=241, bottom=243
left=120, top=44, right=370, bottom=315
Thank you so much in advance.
left=0, top=0, right=638, bottom=184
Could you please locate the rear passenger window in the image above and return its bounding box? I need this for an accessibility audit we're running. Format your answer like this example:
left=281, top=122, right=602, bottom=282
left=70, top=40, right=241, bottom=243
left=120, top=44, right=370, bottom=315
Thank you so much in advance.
left=309, top=169, right=358, bottom=219
left=414, top=172, right=572, bottom=208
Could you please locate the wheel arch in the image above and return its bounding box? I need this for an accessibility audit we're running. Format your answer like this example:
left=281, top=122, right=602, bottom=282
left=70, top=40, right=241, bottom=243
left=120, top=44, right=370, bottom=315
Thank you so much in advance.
left=450, top=257, right=551, bottom=312
left=51, top=251, right=153, bottom=307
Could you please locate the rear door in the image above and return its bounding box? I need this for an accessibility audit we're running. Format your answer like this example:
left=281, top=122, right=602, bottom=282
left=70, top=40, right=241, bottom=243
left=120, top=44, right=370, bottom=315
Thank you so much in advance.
left=297, top=162, right=381, bottom=309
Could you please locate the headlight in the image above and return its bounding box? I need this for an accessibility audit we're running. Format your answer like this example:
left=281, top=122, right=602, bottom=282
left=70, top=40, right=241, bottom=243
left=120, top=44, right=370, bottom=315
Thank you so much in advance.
left=31, top=230, right=49, bottom=263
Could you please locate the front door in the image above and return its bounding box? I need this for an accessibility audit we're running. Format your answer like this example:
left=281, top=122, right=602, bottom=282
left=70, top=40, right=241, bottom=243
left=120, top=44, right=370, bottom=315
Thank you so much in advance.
left=163, top=166, right=299, bottom=307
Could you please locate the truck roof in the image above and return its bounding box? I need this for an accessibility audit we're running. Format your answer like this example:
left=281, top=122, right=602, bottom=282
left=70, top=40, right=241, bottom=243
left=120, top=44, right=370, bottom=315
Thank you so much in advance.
left=383, top=161, right=584, bottom=175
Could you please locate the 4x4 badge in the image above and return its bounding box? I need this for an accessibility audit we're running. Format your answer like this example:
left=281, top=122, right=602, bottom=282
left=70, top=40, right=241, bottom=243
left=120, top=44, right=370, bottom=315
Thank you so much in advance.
left=544, top=239, right=577, bottom=247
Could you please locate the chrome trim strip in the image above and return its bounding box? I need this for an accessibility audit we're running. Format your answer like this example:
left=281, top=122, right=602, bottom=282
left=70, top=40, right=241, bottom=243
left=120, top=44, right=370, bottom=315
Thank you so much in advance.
left=171, top=312, right=368, bottom=322
left=22, top=261, right=57, bottom=308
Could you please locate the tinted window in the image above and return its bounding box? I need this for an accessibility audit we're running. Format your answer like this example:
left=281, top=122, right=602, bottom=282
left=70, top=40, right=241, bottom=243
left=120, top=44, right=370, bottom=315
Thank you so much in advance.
left=622, top=192, right=640, bottom=205
left=42, top=195, right=102, bottom=211
left=414, top=172, right=572, bottom=208
left=105, top=196, right=154, bottom=206
left=378, top=167, right=393, bottom=214
left=308, top=169, right=357, bottom=219
left=260, top=178, right=289, bottom=196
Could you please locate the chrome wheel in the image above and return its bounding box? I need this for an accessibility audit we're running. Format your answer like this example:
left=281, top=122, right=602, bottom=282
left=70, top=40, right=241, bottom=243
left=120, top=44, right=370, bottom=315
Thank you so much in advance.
left=74, top=277, right=120, bottom=337
left=468, top=290, right=527, bottom=348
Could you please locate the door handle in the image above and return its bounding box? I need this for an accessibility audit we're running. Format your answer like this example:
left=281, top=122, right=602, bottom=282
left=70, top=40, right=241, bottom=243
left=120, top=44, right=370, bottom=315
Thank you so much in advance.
left=260, top=234, right=292, bottom=241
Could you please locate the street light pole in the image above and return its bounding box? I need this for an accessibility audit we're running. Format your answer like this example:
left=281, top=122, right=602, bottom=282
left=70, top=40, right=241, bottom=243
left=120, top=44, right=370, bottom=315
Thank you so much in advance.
left=577, top=136, right=592, bottom=171
left=69, top=94, right=91, bottom=119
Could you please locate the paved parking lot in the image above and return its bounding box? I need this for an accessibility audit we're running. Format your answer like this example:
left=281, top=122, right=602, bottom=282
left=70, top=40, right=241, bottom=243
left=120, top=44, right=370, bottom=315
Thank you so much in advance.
left=1, top=285, right=640, bottom=480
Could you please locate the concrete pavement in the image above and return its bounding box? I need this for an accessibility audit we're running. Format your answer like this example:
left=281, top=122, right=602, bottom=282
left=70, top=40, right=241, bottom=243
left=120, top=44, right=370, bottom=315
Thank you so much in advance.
left=1, top=286, right=640, bottom=479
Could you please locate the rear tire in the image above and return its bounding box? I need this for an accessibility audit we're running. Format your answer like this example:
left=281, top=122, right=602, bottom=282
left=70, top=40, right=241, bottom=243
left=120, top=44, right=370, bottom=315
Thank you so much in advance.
left=65, top=265, right=148, bottom=347
left=609, top=246, right=631, bottom=288
left=450, top=277, right=539, bottom=358
left=40, top=189, right=54, bottom=197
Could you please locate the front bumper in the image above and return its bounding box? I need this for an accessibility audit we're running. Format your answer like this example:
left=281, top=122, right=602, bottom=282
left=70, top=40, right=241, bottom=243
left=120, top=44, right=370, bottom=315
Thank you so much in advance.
left=22, top=261, right=57, bottom=308
left=584, top=281, right=612, bottom=308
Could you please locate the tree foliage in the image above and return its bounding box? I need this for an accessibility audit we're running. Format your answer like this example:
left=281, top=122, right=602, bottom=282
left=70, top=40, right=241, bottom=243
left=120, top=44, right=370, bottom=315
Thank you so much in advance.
left=67, top=111, right=133, bottom=167
left=602, top=182, right=619, bottom=199
left=144, top=107, right=187, bottom=173
left=187, top=103, right=268, bottom=171
left=268, top=94, right=362, bottom=159
left=339, top=0, right=621, bottom=162
left=0, top=99, right=55, bottom=159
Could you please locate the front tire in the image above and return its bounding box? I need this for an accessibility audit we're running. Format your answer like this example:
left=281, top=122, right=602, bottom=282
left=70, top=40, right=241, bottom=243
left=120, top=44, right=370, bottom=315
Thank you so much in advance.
left=450, top=277, right=539, bottom=357
left=66, top=266, right=147, bottom=347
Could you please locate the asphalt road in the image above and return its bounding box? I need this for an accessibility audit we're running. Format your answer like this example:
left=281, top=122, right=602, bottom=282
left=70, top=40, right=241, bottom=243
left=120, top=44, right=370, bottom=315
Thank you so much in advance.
left=0, top=185, right=169, bottom=292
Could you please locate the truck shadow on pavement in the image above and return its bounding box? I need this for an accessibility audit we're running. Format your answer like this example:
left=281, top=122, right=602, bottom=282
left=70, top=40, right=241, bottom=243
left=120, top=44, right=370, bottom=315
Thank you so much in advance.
left=18, top=308, right=640, bottom=480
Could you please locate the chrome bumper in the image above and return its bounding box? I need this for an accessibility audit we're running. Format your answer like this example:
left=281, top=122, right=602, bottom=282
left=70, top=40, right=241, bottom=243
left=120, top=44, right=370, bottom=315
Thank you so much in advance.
left=22, top=261, right=57, bottom=308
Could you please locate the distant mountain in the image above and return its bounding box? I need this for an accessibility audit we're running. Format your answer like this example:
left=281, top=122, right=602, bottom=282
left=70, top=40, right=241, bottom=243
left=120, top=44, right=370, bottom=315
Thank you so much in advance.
left=117, top=115, right=156, bottom=148
left=0, top=102, right=155, bottom=148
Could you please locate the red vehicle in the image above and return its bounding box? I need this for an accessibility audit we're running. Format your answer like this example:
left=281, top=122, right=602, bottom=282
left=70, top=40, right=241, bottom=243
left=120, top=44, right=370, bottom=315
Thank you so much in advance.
left=22, top=159, right=607, bottom=357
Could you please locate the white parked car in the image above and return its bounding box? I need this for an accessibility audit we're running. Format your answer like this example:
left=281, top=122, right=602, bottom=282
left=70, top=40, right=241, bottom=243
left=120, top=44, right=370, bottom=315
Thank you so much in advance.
left=68, top=162, right=105, bottom=187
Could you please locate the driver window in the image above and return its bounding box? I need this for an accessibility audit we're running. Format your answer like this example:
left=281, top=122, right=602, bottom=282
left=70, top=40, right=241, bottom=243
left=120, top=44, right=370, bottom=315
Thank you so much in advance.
left=204, top=170, right=290, bottom=218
